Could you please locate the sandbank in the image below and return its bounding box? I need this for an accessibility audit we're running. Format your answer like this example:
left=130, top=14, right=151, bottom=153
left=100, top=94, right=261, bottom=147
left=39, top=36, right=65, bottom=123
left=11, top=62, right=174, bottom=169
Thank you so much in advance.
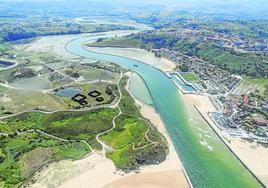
left=85, top=47, right=176, bottom=72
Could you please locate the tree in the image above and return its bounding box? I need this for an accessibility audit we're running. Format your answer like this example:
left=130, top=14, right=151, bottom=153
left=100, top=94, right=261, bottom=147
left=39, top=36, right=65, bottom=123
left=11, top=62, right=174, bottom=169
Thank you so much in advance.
left=180, top=63, right=189, bottom=72
left=105, top=86, right=113, bottom=95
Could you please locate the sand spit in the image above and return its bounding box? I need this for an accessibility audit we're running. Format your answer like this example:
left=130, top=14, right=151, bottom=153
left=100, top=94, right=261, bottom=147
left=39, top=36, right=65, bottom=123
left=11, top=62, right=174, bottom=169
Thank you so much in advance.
left=29, top=72, right=189, bottom=188
left=57, top=75, right=190, bottom=188
left=85, top=47, right=176, bottom=72
left=23, top=34, right=268, bottom=187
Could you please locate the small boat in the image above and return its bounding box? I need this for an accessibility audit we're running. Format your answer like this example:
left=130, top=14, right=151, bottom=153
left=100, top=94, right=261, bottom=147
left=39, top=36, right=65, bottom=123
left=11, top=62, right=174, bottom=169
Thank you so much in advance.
left=134, top=64, right=138, bottom=67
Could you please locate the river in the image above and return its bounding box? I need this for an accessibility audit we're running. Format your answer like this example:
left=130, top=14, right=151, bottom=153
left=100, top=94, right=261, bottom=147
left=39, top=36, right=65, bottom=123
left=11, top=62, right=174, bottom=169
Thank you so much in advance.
left=65, top=35, right=262, bottom=188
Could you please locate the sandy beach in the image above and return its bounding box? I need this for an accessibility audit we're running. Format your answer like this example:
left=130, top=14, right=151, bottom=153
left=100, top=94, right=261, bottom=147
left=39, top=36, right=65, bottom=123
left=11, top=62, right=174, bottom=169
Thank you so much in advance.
left=85, top=47, right=176, bottom=72
left=28, top=72, right=189, bottom=188
left=15, top=33, right=186, bottom=188
left=230, top=138, right=268, bottom=185
left=29, top=100, right=189, bottom=188
left=21, top=33, right=268, bottom=187
left=183, top=93, right=268, bottom=186
left=17, top=34, right=87, bottom=59
left=103, top=170, right=187, bottom=188
left=58, top=73, right=189, bottom=188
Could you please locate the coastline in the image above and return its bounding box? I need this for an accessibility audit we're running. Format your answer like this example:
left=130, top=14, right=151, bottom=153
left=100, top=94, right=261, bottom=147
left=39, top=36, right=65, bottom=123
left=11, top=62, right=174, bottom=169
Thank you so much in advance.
left=61, top=72, right=190, bottom=188
left=23, top=33, right=268, bottom=188
left=22, top=33, right=189, bottom=188
left=29, top=71, right=189, bottom=188
left=183, top=93, right=268, bottom=187
left=81, top=43, right=268, bottom=186
left=84, top=47, right=176, bottom=72
left=19, top=30, right=136, bottom=60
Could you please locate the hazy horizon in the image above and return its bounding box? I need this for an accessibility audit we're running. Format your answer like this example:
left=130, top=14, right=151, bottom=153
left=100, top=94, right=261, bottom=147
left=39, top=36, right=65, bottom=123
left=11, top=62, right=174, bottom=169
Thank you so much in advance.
left=1, top=0, right=268, bottom=6
left=1, top=0, right=268, bottom=19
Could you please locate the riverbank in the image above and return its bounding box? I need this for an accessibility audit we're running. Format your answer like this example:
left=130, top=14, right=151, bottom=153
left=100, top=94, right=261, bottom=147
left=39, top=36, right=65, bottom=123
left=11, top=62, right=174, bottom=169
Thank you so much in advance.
left=119, top=72, right=189, bottom=188
left=14, top=32, right=184, bottom=188
left=183, top=93, right=268, bottom=186
left=16, top=30, right=135, bottom=60
left=59, top=72, right=190, bottom=188
left=64, top=35, right=264, bottom=187
left=28, top=73, right=189, bottom=188
left=100, top=94, right=190, bottom=188
left=84, top=47, right=176, bottom=72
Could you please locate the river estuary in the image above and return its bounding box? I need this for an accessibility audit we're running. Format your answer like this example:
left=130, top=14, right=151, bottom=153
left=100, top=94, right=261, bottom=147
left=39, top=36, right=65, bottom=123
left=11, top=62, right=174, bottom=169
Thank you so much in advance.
left=66, top=35, right=262, bottom=188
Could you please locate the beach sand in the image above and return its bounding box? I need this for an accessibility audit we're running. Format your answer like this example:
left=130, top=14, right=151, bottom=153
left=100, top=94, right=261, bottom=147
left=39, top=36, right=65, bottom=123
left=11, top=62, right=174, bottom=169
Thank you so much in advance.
left=85, top=47, right=176, bottom=72
left=29, top=72, right=189, bottom=188
left=15, top=30, right=135, bottom=60
left=17, top=34, right=86, bottom=59
left=23, top=34, right=268, bottom=187
left=103, top=170, right=188, bottom=188
left=29, top=153, right=116, bottom=188
left=230, top=138, right=268, bottom=186
left=17, top=34, right=184, bottom=188
left=57, top=75, right=189, bottom=188
left=183, top=93, right=268, bottom=186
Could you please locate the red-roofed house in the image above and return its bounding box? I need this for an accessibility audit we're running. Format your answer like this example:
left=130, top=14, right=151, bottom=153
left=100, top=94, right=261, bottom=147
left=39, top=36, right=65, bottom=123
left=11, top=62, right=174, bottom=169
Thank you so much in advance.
left=243, top=95, right=249, bottom=105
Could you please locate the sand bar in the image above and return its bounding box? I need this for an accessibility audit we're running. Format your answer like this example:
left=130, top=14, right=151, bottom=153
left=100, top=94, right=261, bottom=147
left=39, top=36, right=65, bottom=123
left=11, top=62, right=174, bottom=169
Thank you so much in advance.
left=29, top=72, right=189, bottom=188
left=85, top=47, right=176, bottom=72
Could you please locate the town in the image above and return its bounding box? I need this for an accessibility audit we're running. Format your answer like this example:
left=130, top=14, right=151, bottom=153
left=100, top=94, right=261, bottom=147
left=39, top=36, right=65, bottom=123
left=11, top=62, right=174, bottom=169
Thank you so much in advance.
left=154, top=47, right=268, bottom=144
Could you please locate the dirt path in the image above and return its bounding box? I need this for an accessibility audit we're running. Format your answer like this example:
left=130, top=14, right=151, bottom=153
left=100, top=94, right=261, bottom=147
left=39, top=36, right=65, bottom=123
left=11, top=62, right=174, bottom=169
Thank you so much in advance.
left=96, top=73, right=123, bottom=156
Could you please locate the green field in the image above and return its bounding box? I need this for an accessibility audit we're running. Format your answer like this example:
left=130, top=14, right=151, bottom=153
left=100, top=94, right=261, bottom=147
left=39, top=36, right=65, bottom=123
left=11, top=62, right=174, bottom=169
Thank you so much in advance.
left=244, top=77, right=268, bottom=96
left=0, top=132, right=89, bottom=187
left=0, top=108, right=117, bottom=187
left=0, top=76, right=168, bottom=186
left=0, top=90, right=70, bottom=115
left=181, top=72, right=199, bottom=82
left=244, top=77, right=268, bottom=87
left=102, top=114, right=167, bottom=171
left=0, top=85, right=8, bottom=93
left=89, top=37, right=144, bottom=48
left=101, top=77, right=168, bottom=171
left=118, top=78, right=141, bottom=116
left=0, top=108, right=118, bottom=149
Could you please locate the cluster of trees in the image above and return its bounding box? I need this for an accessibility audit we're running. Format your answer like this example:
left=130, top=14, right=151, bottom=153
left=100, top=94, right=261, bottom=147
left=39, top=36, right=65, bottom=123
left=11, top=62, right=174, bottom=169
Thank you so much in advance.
left=179, top=63, right=189, bottom=72
left=4, top=30, right=81, bottom=41
left=2, top=23, right=134, bottom=41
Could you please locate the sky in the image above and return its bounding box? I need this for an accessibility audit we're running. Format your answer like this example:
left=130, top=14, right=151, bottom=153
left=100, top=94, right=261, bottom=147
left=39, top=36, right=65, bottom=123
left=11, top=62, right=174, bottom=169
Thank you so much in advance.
left=1, top=0, right=268, bottom=13
left=1, top=0, right=267, bottom=4
left=0, top=0, right=267, bottom=6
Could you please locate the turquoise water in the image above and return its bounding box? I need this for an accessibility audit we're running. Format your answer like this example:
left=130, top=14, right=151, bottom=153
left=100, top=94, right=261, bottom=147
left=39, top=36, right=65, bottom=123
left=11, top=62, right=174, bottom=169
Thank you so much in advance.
left=66, top=37, right=262, bottom=188
left=128, top=73, right=153, bottom=105
left=172, top=74, right=197, bottom=92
